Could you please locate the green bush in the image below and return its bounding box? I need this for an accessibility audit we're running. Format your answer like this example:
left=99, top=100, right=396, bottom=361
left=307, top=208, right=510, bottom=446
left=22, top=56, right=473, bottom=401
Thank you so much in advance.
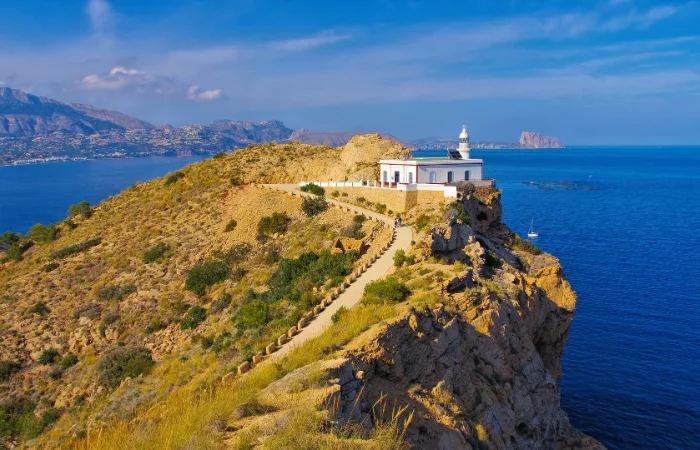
left=224, top=219, right=238, bottom=232
left=331, top=190, right=340, bottom=197
left=257, top=212, right=291, bottom=237
left=30, top=301, right=50, bottom=316
left=301, top=197, right=328, bottom=217
left=353, top=214, right=366, bottom=224
left=164, top=171, right=185, bottom=186
left=414, top=214, right=431, bottom=232
left=180, top=306, right=207, bottom=330
left=0, top=231, right=21, bottom=250
left=300, top=184, right=325, bottom=196
left=97, top=346, right=155, bottom=389
left=186, top=260, right=231, bottom=296
left=511, top=236, right=543, bottom=255
left=363, top=277, right=410, bottom=304
left=232, top=300, right=270, bottom=332
left=102, top=311, right=119, bottom=326
left=42, top=262, right=59, bottom=273
left=26, top=224, right=57, bottom=243
left=0, top=361, right=20, bottom=381
left=375, top=203, right=387, bottom=214
left=211, top=293, right=232, bottom=313
left=331, top=307, right=348, bottom=324
left=38, top=348, right=60, bottom=365
left=64, top=218, right=76, bottom=230
left=393, top=249, right=415, bottom=267
left=230, top=175, right=242, bottom=186
left=446, top=202, right=470, bottom=224
left=142, top=242, right=172, bottom=264
left=2, top=241, right=32, bottom=262
left=68, top=201, right=92, bottom=219
left=214, top=243, right=251, bottom=265
left=0, top=397, right=37, bottom=440
left=343, top=221, right=365, bottom=239
left=264, top=249, right=280, bottom=265
left=49, top=238, right=100, bottom=260
left=267, top=250, right=358, bottom=303
left=145, top=320, right=168, bottom=335
left=97, top=284, right=137, bottom=301
left=60, top=353, right=78, bottom=369
left=213, top=152, right=226, bottom=159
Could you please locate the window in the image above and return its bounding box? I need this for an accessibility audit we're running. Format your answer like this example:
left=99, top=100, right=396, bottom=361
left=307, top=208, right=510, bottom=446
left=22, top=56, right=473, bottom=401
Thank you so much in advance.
left=382, top=171, right=388, bottom=182
left=447, top=171, right=454, bottom=183
left=429, top=171, right=437, bottom=183
left=394, top=171, right=400, bottom=183
left=464, top=170, right=470, bottom=181
left=408, top=172, right=414, bottom=184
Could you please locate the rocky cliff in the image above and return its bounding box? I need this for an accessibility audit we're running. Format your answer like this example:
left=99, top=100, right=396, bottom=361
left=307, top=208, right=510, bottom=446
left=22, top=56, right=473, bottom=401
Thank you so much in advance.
left=289, top=128, right=402, bottom=147
left=518, top=132, right=564, bottom=149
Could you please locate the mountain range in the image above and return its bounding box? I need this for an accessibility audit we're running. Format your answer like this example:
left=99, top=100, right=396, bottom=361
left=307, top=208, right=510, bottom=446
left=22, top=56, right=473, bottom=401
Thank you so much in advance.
left=0, top=86, right=562, bottom=165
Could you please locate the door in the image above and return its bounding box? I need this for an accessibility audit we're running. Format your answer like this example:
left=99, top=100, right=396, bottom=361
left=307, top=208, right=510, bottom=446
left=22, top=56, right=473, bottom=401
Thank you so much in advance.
left=464, top=170, right=470, bottom=181
left=382, top=171, right=388, bottom=182
left=447, top=171, right=454, bottom=183
left=394, top=171, right=400, bottom=183
left=429, top=171, right=437, bottom=183
left=408, top=172, right=414, bottom=184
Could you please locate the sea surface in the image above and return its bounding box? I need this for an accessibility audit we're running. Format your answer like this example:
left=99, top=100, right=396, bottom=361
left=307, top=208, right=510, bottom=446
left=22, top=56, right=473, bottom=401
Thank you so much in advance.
left=1, top=149, right=699, bottom=449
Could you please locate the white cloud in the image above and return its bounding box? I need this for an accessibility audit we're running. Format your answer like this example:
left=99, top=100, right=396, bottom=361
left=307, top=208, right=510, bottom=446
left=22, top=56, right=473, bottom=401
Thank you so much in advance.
left=110, top=67, right=140, bottom=76
left=602, top=5, right=680, bottom=31
left=87, top=0, right=112, bottom=35
left=187, top=86, right=222, bottom=101
left=269, top=30, right=353, bottom=52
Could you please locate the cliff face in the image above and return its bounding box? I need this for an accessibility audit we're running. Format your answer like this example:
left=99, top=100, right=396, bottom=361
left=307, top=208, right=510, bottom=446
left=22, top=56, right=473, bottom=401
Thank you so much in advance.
left=519, top=132, right=564, bottom=149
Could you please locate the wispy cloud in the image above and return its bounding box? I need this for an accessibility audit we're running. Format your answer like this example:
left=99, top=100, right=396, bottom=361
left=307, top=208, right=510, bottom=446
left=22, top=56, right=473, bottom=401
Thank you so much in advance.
left=601, top=5, right=680, bottom=31
left=87, top=0, right=113, bottom=35
left=269, top=30, right=353, bottom=52
left=187, top=86, right=223, bottom=101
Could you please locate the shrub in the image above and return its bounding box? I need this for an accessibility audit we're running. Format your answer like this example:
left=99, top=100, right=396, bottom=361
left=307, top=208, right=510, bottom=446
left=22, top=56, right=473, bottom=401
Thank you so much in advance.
left=68, top=201, right=92, bottom=219
left=200, top=335, right=214, bottom=349
left=393, top=249, right=407, bottom=267
left=353, top=214, right=366, bottom=224
left=213, top=152, right=226, bottom=159
left=0, top=397, right=37, bottom=440
left=60, top=354, right=78, bottom=369
left=211, top=293, right=232, bottom=313
left=30, top=301, right=50, bottom=316
left=26, top=224, right=57, bottom=243
left=0, top=232, right=21, bottom=250
left=356, top=197, right=366, bottom=203
left=484, top=251, right=501, bottom=268
left=301, top=197, right=328, bottom=217
left=164, top=171, right=185, bottom=186
left=257, top=212, right=291, bottom=237
left=414, top=214, right=431, bottom=232
left=341, top=192, right=348, bottom=197
left=142, top=242, right=172, bottom=264
left=331, top=190, right=340, bottom=197
left=97, top=346, right=154, bottom=389
left=0, top=361, right=20, bottom=381
left=446, top=202, right=470, bottom=224
left=363, top=277, right=410, bottom=304
left=186, top=260, right=231, bottom=296
left=375, top=203, right=387, bottom=214
left=102, top=311, right=120, bottom=326
left=511, top=236, right=543, bottom=255
left=230, top=174, right=243, bottom=186
left=42, top=262, right=59, bottom=273
left=2, top=242, right=31, bottom=262
left=331, top=307, right=348, bottom=324
left=232, top=300, right=269, bottom=333
left=300, top=184, right=325, bottom=196
left=343, top=221, right=365, bottom=239
left=264, top=249, right=280, bottom=265
left=38, top=348, right=60, bottom=365
left=145, top=320, right=168, bottom=335
left=49, top=238, right=100, bottom=260
left=224, top=219, right=238, bottom=232
left=97, top=284, right=137, bottom=301
left=180, top=306, right=207, bottom=330
left=64, top=218, right=76, bottom=230
left=214, top=243, right=251, bottom=265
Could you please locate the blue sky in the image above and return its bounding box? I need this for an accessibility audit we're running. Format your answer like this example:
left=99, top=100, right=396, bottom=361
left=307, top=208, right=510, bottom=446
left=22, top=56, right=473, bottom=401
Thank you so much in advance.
left=1, top=0, right=700, bottom=144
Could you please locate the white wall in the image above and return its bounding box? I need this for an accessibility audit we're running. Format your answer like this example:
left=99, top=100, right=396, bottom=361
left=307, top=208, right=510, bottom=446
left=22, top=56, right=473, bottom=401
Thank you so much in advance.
left=415, top=163, right=483, bottom=183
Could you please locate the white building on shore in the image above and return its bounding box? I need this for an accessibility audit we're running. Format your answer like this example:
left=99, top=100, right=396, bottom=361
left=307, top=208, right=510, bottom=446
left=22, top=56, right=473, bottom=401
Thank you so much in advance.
left=378, top=125, right=486, bottom=186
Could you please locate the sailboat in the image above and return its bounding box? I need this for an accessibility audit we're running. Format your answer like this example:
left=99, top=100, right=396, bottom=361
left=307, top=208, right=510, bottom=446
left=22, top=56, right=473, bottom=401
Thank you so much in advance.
left=527, top=220, right=539, bottom=238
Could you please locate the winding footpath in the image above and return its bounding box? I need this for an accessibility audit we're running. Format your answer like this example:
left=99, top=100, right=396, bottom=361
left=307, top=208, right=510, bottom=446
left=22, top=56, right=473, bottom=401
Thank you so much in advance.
left=262, top=184, right=413, bottom=364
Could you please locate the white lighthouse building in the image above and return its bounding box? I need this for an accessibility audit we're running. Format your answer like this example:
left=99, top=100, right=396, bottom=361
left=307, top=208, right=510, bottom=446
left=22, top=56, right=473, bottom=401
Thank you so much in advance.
left=378, top=125, right=487, bottom=187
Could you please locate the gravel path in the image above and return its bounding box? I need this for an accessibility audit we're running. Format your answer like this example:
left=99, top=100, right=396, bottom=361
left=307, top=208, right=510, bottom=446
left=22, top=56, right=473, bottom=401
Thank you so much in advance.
left=262, top=184, right=413, bottom=364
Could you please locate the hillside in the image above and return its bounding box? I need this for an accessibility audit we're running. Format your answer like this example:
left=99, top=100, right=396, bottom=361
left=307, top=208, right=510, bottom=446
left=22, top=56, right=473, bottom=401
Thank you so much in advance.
left=0, top=87, right=153, bottom=136
left=0, top=135, right=597, bottom=449
left=289, top=129, right=403, bottom=147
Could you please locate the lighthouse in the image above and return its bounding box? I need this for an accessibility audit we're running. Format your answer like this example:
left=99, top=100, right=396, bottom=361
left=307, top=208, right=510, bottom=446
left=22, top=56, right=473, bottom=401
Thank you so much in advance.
left=458, top=125, right=471, bottom=160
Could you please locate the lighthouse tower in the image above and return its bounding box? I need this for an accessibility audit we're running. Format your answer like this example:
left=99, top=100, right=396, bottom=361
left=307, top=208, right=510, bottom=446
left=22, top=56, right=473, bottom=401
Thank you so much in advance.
left=458, top=125, right=471, bottom=160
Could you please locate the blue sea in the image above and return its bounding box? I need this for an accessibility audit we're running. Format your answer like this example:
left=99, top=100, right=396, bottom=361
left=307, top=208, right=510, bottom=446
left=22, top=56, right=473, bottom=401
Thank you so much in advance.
left=1, top=149, right=699, bottom=449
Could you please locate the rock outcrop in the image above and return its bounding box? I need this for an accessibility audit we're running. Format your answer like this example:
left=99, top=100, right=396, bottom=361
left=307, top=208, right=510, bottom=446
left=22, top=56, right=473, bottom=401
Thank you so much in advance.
left=518, top=132, right=564, bottom=149
left=289, top=129, right=402, bottom=147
